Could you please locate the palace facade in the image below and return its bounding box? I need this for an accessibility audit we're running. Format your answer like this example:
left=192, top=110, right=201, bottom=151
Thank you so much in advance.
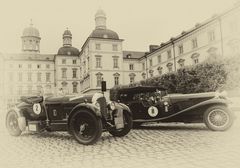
left=0, top=3, right=240, bottom=105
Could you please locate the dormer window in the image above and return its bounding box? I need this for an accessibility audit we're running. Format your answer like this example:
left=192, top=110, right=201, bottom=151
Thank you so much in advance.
left=126, top=54, right=131, bottom=58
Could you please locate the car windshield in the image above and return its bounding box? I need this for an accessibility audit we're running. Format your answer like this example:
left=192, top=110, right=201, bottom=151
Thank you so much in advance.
left=119, top=90, right=166, bottom=102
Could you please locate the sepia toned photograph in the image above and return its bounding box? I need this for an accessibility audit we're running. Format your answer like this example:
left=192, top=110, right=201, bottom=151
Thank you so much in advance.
left=0, top=0, right=240, bottom=167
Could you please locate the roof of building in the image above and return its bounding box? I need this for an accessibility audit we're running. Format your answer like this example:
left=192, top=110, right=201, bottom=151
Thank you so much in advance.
left=3, top=53, right=54, bottom=61
left=123, top=51, right=146, bottom=59
left=89, top=28, right=119, bottom=40
left=57, top=46, right=80, bottom=56
left=63, top=29, right=72, bottom=36
left=22, top=25, right=40, bottom=38
left=143, top=3, right=240, bottom=58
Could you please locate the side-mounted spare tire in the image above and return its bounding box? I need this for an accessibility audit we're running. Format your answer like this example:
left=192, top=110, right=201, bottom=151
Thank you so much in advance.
left=203, top=105, right=234, bottom=131
left=68, top=110, right=103, bottom=145
left=6, top=111, right=22, bottom=136
left=109, top=111, right=133, bottom=137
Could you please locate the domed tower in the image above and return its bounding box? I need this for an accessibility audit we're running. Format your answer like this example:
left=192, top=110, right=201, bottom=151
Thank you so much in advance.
left=90, top=9, right=119, bottom=40
left=21, top=21, right=41, bottom=53
left=57, top=29, right=79, bottom=56
left=95, top=9, right=107, bottom=29
left=63, top=28, right=72, bottom=47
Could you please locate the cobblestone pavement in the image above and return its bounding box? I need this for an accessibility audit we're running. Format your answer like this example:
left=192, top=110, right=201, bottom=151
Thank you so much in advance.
left=0, top=111, right=240, bottom=168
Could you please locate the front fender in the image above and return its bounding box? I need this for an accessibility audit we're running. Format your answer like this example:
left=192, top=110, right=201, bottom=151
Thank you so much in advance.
left=115, top=103, right=132, bottom=116
left=185, top=98, right=229, bottom=112
left=69, top=103, right=102, bottom=118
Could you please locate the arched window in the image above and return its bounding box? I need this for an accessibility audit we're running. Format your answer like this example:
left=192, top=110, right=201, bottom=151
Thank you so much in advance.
left=157, top=67, right=163, bottom=75
left=177, top=59, right=185, bottom=68
left=166, top=63, right=173, bottom=72
left=149, top=70, right=154, bottom=77
left=113, top=73, right=120, bottom=86
left=72, top=82, right=78, bottom=93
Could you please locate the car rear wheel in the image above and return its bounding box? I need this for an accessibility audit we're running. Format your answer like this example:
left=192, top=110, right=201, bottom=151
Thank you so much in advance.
left=109, top=112, right=132, bottom=137
left=203, top=105, right=234, bottom=131
left=69, top=110, right=102, bottom=145
left=6, top=111, right=22, bottom=136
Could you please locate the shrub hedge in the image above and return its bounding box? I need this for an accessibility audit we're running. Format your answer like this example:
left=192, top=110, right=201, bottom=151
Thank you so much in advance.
left=110, top=56, right=239, bottom=101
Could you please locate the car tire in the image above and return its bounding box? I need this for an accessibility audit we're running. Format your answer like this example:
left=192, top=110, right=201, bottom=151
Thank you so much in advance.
left=68, top=110, right=102, bottom=145
left=109, top=112, right=133, bottom=137
left=203, top=105, right=234, bottom=131
left=6, top=111, right=22, bottom=136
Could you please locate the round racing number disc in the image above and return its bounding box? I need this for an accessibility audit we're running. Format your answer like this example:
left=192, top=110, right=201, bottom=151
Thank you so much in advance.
left=33, top=103, right=42, bottom=115
left=148, top=106, right=158, bottom=117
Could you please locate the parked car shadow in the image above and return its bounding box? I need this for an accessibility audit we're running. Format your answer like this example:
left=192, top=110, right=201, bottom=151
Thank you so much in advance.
left=133, top=123, right=208, bottom=131
left=21, top=131, right=74, bottom=141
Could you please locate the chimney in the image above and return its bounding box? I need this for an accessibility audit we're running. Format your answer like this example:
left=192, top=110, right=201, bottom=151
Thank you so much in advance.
left=149, top=45, right=159, bottom=52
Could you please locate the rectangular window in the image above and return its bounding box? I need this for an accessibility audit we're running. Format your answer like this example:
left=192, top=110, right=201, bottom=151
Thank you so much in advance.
left=37, top=72, right=41, bottom=82
left=130, top=77, right=135, bottom=84
left=73, top=59, right=77, bottom=64
left=168, top=66, right=173, bottom=72
left=62, top=69, right=67, bottom=78
left=72, top=69, right=77, bottom=78
left=46, top=64, right=50, bottom=69
left=96, top=56, right=102, bottom=68
left=37, top=64, right=41, bottom=69
left=149, top=59, right=153, bottom=67
left=142, top=63, right=145, bottom=70
left=19, top=64, right=22, bottom=68
left=113, top=58, right=119, bottom=68
left=194, top=58, right=199, bottom=64
left=192, top=38, right=198, bottom=49
left=178, top=45, right=184, bottom=55
left=73, top=84, right=78, bottom=93
left=28, top=72, right=32, bottom=81
left=28, top=64, right=32, bottom=69
left=167, top=50, right=172, bottom=59
left=96, top=75, right=102, bottom=87
left=114, top=76, right=119, bottom=85
left=46, top=73, right=51, bottom=82
left=129, top=64, right=134, bottom=70
left=158, top=55, right=162, bottom=63
left=62, top=59, right=66, bottom=64
left=208, top=30, right=215, bottom=42
left=95, top=43, right=101, bottom=50
left=112, top=44, right=118, bottom=51
left=18, top=72, right=22, bottom=82
left=28, top=85, right=32, bottom=94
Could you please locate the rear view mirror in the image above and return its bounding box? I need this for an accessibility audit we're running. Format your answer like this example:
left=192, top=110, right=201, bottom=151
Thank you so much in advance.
left=101, top=81, right=107, bottom=92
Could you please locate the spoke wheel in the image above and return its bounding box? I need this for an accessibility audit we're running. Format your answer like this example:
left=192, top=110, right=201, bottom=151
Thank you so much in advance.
left=69, top=110, right=102, bottom=145
left=6, top=111, right=22, bottom=136
left=204, top=106, right=233, bottom=131
left=109, top=111, right=133, bottom=137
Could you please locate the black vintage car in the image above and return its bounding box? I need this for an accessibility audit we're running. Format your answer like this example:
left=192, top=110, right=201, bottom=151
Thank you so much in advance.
left=115, top=86, right=235, bottom=131
left=6, top=82, right=133, bottom=145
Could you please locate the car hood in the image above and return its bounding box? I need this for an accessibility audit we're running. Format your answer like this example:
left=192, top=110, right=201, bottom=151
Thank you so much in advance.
left=166, top=92, right=216, bottom=100
left=44, top=94, right=95, bottom=104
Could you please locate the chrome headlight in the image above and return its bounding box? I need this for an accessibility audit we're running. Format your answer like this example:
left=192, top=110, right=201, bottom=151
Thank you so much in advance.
left=95, top=102, right=100, bottom=109
left=109, top=101, right=116, bottom=110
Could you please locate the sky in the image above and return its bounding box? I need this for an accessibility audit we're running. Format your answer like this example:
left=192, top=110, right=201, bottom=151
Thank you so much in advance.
left=0, top=0, right=238, bottom=54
